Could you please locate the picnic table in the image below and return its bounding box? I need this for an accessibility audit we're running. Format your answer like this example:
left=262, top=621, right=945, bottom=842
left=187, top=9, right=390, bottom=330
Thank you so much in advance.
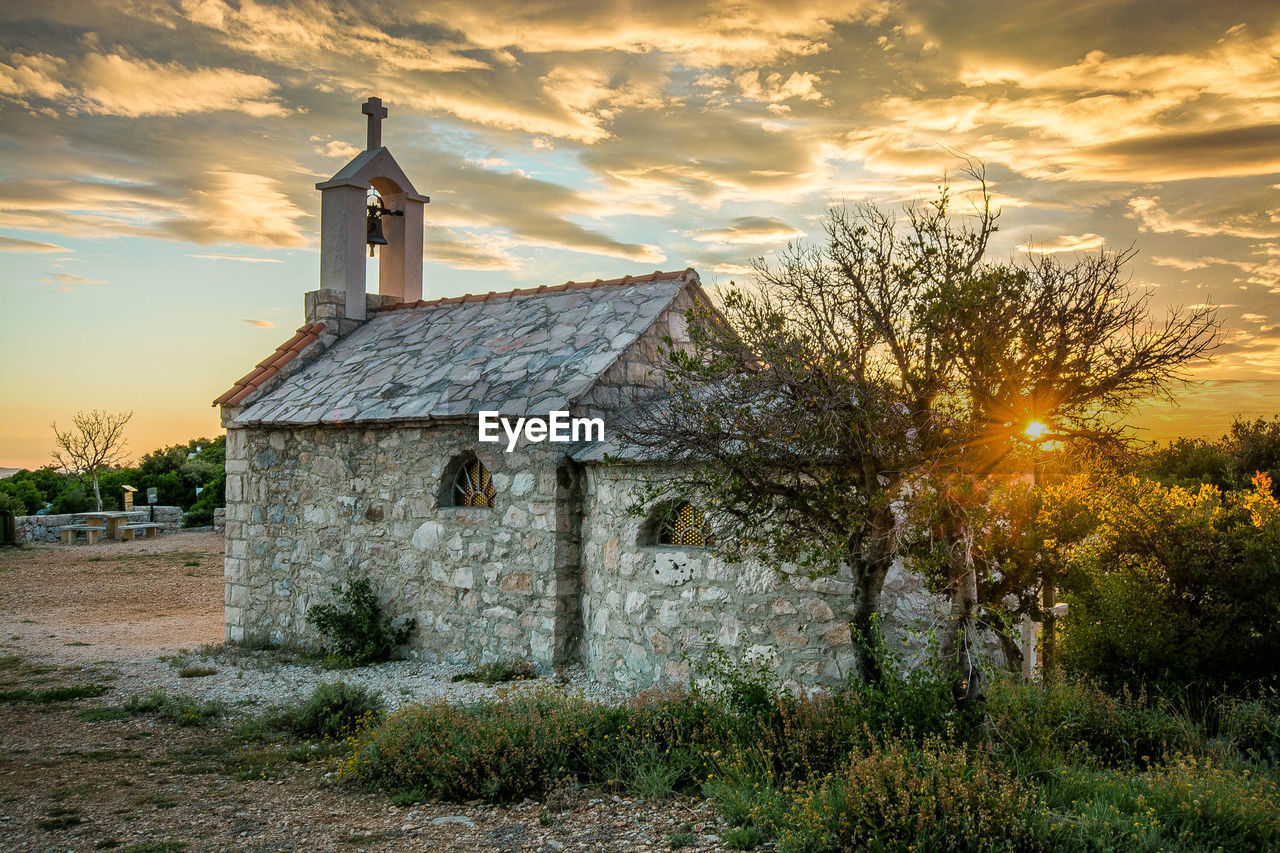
left=79, top=511, right=133, bottom=540
left=60, top=512, right=165, bottom=544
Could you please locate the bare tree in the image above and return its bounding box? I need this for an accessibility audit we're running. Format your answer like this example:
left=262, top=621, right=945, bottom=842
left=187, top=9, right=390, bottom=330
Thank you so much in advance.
left=619, top=181, right=996, bottom=685
left=51, top=409, right=133, bottom=511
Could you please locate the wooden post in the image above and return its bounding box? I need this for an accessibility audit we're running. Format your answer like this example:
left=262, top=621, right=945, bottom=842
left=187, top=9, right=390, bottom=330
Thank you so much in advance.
left=1042, top=563, right=1057, bottom=685
left=1020, top=613, right=1037, bottom=681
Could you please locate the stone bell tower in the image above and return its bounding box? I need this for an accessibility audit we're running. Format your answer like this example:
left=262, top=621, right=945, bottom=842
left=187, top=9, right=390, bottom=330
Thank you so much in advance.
left=315, top=97, right=429, bottom=320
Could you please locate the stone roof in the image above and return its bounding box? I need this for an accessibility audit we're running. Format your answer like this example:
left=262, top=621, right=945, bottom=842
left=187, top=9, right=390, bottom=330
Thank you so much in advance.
left=226, top=269, right=700, bottom=427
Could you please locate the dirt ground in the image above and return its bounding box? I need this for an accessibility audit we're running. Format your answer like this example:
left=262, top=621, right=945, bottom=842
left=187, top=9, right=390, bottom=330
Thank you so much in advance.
left=0, top=533, right=728, bottom=852
left=2, top=532, right=225, bottom=661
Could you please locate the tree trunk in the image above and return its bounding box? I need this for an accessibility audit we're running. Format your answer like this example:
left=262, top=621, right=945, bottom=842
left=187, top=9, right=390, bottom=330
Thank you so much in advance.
left=849, top=559, right=890, bottom=686
left=91, top=472, right=103, bottom=511
left=846, top=506, right=896, bottom=686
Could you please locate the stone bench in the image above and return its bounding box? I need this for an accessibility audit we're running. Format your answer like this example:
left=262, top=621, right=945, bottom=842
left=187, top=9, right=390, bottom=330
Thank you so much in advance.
left=117, top=523, right=162, bottom=541
left=60, top=525, right=104, bottom=545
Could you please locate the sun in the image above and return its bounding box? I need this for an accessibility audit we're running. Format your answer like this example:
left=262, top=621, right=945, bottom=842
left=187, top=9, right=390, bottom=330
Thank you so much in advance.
left=1024, top=420, right=1048, bottom=439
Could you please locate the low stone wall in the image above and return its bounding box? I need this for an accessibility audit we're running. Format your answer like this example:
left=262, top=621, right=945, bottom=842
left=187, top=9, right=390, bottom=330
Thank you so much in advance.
left=134, top=505, right=183, bottom=533
left=16, top=513, right=82, bottom=543
left=213, top=507, right=226, bottom=533
left=16, top=506, right=185, bottom=543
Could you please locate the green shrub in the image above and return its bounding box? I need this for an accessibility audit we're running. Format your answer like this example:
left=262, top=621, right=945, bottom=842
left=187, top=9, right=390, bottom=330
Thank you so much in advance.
left=343, top=689, right=592, bottom=802
left=343, top=685, right=726, bottom=803
left=1217, top=693, right=1280, bottom=763
left=183, top=469, right=225, bottom=527
left=1042, top=758, right=1280, bottom=852
left=451, top=660, right=538, bottom=684
left=122, top=691, right=224, bottom=726
left=51, top=486, right=94, bottom=514
left=306, top=576, right=416, bottom=667
left=344, top=652, right=973, bottom=808
left=722, top=825, right=761, bottom=850
left=0, top=477, right=44, bottom=514
left=768, top=736, right=1051, bottom=853
left=281, top=681, right=385, bottom=739
left=0, top=491, right=27, bottom=515
left=694, top=645, right=781, bottom=719
left=704, top=750, right=791, bottom=836
left=0, top=684, right=108, bottom=703
left=620, top=742, right=697, bottom=799
left=339, top=666, right=1280, bottom=852
left=1061, top=475, right=1280, bottom=693
left=666, top=830, right=697, bottom=848
left=986, top=677, right=1202, bottom=771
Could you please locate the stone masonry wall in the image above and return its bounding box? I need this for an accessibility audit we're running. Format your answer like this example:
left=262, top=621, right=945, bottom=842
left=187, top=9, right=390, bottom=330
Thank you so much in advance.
left=579, top=466, right=946, bottom=691
left=224, top=422, right=574, bottom=666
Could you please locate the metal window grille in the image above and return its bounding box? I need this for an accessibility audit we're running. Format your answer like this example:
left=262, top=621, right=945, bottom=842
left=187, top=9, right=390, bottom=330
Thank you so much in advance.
left=454, top=459, right=496, bottom=508
left=658, top=501, right=707, bottom=547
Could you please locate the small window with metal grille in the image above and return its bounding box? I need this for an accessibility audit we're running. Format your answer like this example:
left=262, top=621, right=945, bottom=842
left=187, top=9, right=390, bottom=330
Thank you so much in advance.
left=453, top=458, right=496, bottom=508
left=656, top=501, right=708, bottom=547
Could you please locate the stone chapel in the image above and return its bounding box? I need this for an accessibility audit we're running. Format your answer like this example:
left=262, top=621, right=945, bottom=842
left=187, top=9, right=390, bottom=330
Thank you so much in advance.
left=214, top=100, right=937, bottom=690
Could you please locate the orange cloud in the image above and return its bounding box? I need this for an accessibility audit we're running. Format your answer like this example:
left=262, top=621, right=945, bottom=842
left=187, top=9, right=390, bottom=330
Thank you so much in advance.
left=0, top=50, right=286, bottom=117
left=689, top=216, right=805, bottom=245
left=1018, top=233, right=1106, bottom=254
left=0, top=235, right=68, bottom=253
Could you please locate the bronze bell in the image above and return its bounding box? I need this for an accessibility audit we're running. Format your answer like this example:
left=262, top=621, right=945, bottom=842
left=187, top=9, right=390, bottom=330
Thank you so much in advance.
left=366, top=207, right=389, bottom=256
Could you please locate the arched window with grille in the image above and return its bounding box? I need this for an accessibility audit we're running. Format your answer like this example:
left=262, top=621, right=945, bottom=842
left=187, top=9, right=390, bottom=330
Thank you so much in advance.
left=445, top=456, right=496, bottom=508
left=656, top=501, right=708, bottom=547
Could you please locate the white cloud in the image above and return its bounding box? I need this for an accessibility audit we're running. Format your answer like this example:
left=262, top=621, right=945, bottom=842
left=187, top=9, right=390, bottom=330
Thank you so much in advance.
left=41, top=271, right=106, bottom=292
left=191, top=252, right=284, bottom=263
left=709, top=262, right=755, bottom=276
left=1149, top=256, right=1210, bottom=271
left=1128, top=196, right=1280, bottom=239
left=312, top=138, right=363, bottom=160
left=736, top=70, right=824, bottom=104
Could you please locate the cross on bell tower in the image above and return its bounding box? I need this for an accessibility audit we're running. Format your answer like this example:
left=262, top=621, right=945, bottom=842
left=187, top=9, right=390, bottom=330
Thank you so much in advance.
left=362, top=97, right=388, bottom=150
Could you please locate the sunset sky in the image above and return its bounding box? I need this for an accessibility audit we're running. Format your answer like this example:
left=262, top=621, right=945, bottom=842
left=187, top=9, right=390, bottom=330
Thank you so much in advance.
left=2, top=1, right=1279, bottom=469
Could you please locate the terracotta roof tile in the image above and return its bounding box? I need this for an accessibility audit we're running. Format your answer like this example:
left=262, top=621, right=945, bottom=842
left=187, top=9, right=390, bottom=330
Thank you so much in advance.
left=213, top=322, right=325, bottom=407
left=378, top=267, right=696, bottom=313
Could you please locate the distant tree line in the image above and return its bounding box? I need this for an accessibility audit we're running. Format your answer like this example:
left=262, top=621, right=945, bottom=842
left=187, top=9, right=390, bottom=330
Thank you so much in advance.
left=0, top=435, right=226, bottom=527
left=1138, top=415, right=1280, bottom=496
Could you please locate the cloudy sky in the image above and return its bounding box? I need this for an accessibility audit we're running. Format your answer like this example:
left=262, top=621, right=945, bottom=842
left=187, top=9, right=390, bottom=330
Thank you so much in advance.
left=1, top=0, right=1278, bottom=468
